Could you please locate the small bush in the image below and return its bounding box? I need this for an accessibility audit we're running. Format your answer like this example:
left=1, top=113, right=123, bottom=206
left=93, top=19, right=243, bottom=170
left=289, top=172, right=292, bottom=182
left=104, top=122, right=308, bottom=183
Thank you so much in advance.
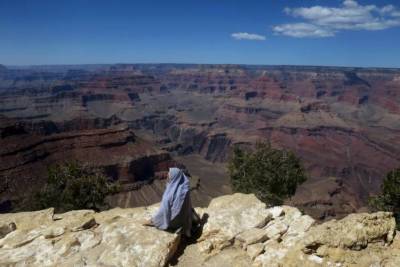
left=228, top=142, right=307, bottom=206
left=35, top=162, right=119, bottom=212
left=369, top=168, right=400, bottom=229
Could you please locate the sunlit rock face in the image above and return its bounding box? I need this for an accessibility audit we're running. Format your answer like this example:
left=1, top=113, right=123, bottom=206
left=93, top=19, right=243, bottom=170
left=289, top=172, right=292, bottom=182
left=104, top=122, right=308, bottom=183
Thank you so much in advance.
left=0, top=204, right=180, bottom=267
left=0, top=193, right=399, bottom=267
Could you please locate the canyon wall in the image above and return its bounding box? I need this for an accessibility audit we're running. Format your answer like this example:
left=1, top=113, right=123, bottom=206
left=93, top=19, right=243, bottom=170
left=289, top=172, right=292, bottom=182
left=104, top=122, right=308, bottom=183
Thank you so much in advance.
left=1, top=64, right=400, bottom=217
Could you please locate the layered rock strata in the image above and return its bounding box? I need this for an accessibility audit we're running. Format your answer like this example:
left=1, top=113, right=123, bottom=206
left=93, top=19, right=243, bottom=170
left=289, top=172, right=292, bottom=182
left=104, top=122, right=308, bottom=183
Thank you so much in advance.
left=0, top=123, right=175, bottom=212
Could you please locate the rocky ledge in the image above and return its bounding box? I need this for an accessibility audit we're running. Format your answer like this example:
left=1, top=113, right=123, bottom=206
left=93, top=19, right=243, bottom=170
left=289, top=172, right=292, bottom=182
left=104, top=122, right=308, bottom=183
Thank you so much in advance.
left=0, top=193, right=399, bottom=267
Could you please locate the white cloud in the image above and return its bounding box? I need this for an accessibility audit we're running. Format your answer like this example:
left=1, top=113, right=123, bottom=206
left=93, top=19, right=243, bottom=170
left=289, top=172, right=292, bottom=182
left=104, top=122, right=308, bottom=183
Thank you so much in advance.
left=391, top=11, right=400, bottom=17
left=274, top=0, right=400, bottom=38
left=231, top=32, right=266, bottom=41
left=273, top=23, right=335, bottom=38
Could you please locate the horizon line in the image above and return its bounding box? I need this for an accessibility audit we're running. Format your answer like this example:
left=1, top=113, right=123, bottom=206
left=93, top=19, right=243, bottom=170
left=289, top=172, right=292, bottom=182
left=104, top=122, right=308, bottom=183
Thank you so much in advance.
left=4, top=62, right=400, bottom=70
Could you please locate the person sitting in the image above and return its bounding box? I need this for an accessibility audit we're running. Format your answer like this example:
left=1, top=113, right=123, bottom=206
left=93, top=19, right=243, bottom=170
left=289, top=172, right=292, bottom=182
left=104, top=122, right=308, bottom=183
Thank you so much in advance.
left=143, top=167, right=199, bottom=237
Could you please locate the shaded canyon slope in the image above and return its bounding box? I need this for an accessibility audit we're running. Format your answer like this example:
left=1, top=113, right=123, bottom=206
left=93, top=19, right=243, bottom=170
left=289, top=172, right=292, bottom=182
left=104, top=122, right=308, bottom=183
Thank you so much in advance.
left=1, top=64, right=400, bottom=218
left=0, top=116, right=176, bottom=212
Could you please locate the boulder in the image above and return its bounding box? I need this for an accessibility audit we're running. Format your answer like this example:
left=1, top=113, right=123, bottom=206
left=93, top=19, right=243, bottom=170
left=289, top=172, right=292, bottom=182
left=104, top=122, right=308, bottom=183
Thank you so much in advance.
left=254, top=211, right=398, bottom=267
left=198, top=193, right=272, bottom=253
left=0, top=205, right=179, bottom=267
left=301, top=212, right=396, bottom=252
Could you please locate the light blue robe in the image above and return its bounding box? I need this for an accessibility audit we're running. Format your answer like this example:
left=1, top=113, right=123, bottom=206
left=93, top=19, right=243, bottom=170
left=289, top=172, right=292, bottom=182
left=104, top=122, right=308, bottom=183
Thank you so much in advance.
left=152, top=168, right=191, bottom=231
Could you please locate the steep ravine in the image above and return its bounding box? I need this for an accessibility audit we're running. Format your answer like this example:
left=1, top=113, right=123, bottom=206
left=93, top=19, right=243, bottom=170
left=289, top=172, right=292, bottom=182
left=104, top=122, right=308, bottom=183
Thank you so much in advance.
left=2, top=64, right=400, bottom=222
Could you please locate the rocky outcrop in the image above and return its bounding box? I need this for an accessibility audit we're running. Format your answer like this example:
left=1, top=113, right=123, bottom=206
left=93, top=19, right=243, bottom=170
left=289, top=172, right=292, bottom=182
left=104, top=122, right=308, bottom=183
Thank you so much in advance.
left=0, top=206, right=179, bottom=267
left=0, top=116, right=122, bottom=136
left=179, top=194, right=400, bottom=267
left=0, top=193, right=398, bottom=267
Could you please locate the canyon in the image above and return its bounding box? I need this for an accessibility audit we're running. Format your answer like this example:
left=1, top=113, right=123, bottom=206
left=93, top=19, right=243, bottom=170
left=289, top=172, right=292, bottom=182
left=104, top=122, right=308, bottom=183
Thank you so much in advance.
left=1, top=64, right=400, bottom=218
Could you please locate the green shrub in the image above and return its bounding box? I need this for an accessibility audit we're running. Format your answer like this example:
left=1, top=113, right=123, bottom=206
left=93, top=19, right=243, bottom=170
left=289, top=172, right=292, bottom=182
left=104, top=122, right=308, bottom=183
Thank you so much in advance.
left=35, top=162, right=119, bottom=212
left=228, top=142, right=307, bottom=206
left=369, top=168, right=400, bottom=229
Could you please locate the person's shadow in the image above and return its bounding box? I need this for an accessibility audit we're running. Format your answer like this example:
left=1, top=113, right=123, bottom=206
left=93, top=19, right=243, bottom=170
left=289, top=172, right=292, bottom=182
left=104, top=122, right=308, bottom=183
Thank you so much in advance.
left=168, top=212, right=209, bottom=266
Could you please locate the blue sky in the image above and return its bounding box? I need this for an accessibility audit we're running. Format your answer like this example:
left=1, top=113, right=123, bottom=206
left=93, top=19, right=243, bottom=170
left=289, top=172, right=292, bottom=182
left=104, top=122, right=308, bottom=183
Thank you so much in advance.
left=1, top=0, right=400, bottom=67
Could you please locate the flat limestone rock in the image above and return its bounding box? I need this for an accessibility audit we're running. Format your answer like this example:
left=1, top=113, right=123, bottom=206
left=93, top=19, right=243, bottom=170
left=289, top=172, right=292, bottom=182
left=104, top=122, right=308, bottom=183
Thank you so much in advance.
left=0, top=208, right=54, bottom=230
left=301, top=211, right=396, bottom=252
left=266, top=206, right=284, bottom=219
left=0, top=194, right=399, bottom=267
left=286, top=215, right=315, bottom=236
left=94, top=203, right=160, bottom=225
left=264, top=220, right=288, bottom=240
left=52, top=210, right=97, bottom=233
left=94, top=217, right=180, bottom=267
left=253, top=239, right=289, bottom=267
left=236, top=228, right=269, bottom=246
left=176, top=244, right=253, bottom=267
left=246, top=243, right=265, bottom=260
left=255, top=211, right=398, bottom=267
left=198, top=193, right=272, bottom=253
left=0, top=206, right=179, bottom=267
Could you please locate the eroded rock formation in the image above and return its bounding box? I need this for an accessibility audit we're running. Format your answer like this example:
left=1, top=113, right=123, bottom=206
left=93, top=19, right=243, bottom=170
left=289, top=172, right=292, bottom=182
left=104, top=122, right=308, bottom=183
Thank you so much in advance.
left=0, top=119, right=175, bottom=212
left=0, top=193, right=398, bottom=267
left=2, top=64, right=400, bottom=218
